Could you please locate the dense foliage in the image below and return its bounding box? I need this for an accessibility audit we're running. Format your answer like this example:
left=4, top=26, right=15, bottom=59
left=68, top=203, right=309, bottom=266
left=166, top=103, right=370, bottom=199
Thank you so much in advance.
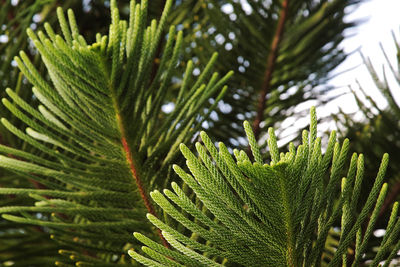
left=0, top=0, right=399, bottom=266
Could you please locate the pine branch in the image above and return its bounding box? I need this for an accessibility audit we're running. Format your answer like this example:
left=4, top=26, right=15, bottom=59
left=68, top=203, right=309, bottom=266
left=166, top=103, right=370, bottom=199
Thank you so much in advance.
left=131, top=108, right=399, bottom=266
left=0, top=0, right=231, bottom=264
left=116, top=112, right=168, bottom=247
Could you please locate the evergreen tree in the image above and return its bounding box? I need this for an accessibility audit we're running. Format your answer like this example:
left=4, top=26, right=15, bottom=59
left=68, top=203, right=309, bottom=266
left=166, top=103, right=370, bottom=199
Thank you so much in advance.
left=0, top=0, right=398, bottom=266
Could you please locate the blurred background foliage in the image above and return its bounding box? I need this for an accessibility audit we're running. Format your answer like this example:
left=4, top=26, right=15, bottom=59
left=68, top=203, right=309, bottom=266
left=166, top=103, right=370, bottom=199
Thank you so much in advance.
left=0, top=0, right=361, bottom=149
left=335, top=32, right=400, bottom=229
left=2, top=0, right=400, bottom=266
left=173, top=0, right=360, bottom=149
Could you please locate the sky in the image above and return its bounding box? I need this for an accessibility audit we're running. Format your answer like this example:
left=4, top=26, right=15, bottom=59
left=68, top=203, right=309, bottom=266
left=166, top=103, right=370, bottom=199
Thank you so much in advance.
left=276, top=0, right=400, bottom=143
left=326, top=0, right=400, bottom=115
left=232, top=0, right=400, bottom=130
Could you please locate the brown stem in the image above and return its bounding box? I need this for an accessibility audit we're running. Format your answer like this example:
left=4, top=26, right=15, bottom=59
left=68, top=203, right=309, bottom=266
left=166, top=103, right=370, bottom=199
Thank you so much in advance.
left=252, top=0, right=289, bottom=140
left=117, top=115, right=169, bottom=248
left=120, top=136, right=156, bottom=216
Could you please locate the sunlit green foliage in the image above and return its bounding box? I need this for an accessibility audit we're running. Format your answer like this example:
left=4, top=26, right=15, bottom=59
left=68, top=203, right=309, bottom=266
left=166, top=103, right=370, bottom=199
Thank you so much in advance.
left=0, top=0, right=398, bottom=266
left=130, top=108, right=399, bottom=266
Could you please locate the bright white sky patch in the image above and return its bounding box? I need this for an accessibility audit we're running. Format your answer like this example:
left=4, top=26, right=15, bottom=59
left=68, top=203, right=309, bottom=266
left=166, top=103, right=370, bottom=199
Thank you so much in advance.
left=221, top=3, right=233, bottom=14
left=327, top=0, right=400, bottom=115
left=223, top=1, right=400, bottom=119
left=280, top=0, right=400, bottom=144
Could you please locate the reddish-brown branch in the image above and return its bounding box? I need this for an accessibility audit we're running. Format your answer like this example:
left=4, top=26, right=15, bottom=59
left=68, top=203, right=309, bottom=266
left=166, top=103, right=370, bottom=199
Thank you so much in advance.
left=118, top=117, right=169, bottom=248
left=252, top=0, right=289, bottom=140
left=115, top=4, right=169, bottom=246
left=121, top=137, right=156, bottom=216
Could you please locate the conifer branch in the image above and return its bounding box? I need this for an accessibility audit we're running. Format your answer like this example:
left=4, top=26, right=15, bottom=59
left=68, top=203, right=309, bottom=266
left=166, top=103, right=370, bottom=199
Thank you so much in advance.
left=131, top=108, right=398, bottom=266
left=1, top=1, right=394, bottom=266
left=0, top=1, right=229, bottom=264
left=252, top=0, right=289, bottom=140
left=116, top=113, right=169, bottom=248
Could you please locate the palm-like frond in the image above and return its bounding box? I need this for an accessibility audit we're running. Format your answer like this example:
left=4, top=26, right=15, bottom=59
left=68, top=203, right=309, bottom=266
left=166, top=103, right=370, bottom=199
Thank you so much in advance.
left=130, top=107, right=400, bottom=266
left=0, top=0, right=232, bottom=265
